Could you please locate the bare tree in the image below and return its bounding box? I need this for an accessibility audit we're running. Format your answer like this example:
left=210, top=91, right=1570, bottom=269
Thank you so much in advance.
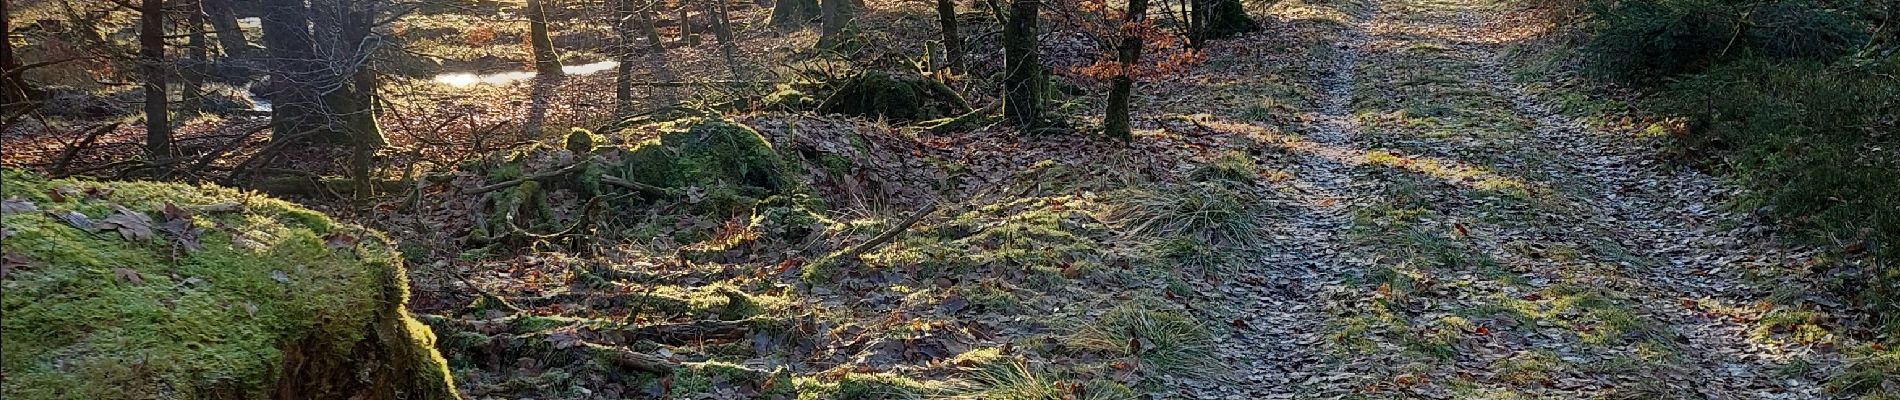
left=1002, top=0, right=1041, bottom=128
left=260, top=0, right=326, bottom=141
left=1102, top=0, right=1150, bottom=140
left=528, top=0, right=564, bottom=76
left=140, top=0, right=172, bottom=159
left=818, top=0, right=848, bottom=48
left=936, top=0, right=964, bottom=74
left=204, top=0, right=251, bottom=58
left=181, top=0, right=210, bottom=116
left=706, top=0, right=742, bottom=79
left=615, top=0, right=638, bottom=116
left=1, top=0, right=24, bottom=112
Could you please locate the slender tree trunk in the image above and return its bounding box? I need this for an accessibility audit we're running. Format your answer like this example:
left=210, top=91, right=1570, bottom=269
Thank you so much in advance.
left=708, top=0, right=742, bottom=79
left=1001, top=0, right=1040, bottom=128
left=679, top=1, right=698, bottom=46
left=261, top=0, right=327, bottom=141
left=1103, top=0, right=1148, bottom=140
left=182, top=0, right=209, bottom=116
left=204, top=0, right=250, bottom=58
left=640, top=0, right=665, bottom=52
left=1, top=0, right=25, bottom=111
left=614, top=0, right=637, bottom=116
left=309, top=0, right=384, bottom=194
left=140, top=0, right=172, bottom=160
left=527, top=0, right=564, bottom=76
left=817, top=0, right=847, bottom=48
left=935, top=0, right=964, bottom=74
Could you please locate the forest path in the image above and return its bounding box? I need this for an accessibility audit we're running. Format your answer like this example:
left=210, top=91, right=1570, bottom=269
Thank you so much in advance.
left=1184, top=0, right=1845, bottom=397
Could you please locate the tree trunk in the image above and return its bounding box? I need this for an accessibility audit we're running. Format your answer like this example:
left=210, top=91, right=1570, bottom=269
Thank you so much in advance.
left=935, top=0, right=964, bottom=74
left=310, top=0, right=385, bottom=195
left=640, top=0, right=665, bottom=52
left=817, top=0, right=847, bottom=48
left=1187, top=0, right=1251, bottom=46
left=1, top=0, right=25, bottom=112
left=770, top=0, right=819, bottom=28
left=708, top=0, right=742, bottom=79
left=204, top=0, right=250, bottom=58
left=181, top=0, right=210, bottom=117
left=614, top=0, right=637, bottom=116
left=1001, top=0, right=1040, bottom=128
left=527, top=0, right=564, bottom=76
left=140, top=0, right=172, bottom=160
left=1102, top=0, right=1148, bottom=140
left=679, top=1, right=698, bottom=46
left=260, top=0, right=328, bottom=141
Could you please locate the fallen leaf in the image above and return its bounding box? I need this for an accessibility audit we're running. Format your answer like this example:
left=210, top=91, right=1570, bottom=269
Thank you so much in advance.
left=161, top=202, right=191, bottom=221
left=0, top=252, right=30, bottom=278
left=0, top=198, right=36, bottom=214
left=50, top=210, right=94, bottom=231
left=323, top=232, right=358, bottom=250
left=97, top=206, right=156, bottom=241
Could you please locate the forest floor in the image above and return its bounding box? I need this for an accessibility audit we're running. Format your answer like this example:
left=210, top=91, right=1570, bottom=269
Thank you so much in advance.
left=1174, top=0, right=1872, bottom=398
left=5, top=0, right=1886, bottom=397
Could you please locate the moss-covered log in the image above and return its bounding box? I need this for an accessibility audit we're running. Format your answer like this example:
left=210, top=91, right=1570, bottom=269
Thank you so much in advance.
left=0, top=169, right=459, bottom=400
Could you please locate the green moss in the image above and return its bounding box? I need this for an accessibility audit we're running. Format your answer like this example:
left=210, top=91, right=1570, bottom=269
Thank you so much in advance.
left=814, top=71, right=964, bottom=122
left=0, top=170, right=457, bottom=400
left=565, top=127, right=601, bottom=154
left=609, top=116, right=789, bottom=193
left=852, top=195, right=1107, bottom=288
left=795, top=372, right=934, bottom=400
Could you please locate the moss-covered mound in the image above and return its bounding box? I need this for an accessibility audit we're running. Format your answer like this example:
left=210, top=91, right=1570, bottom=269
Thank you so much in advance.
left=608, top=116, right=790, bottom=193
left=810, top=71, right=967, bottom=122
left=0, top=170, right=458, bottom=400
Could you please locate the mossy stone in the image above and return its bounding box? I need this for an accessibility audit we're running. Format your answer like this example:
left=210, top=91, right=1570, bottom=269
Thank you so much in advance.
left=0, top=169, right=458, bottom=400
left=613, top=117, right=789, bottom=193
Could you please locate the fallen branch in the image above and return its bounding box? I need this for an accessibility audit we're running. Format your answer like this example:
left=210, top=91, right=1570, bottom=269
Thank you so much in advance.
left=835, top=201, right=940, bottom=262
left=600, top=175, right=673, bottom=197
left=51, top=122, right=121, bottom=177
left=918, top=103, right=999, bottom=135
left=466, top=161, right=590, bottom=195
left=612, top=317, right=769, bottom=346
left=582, top=342, right=674, bottom=374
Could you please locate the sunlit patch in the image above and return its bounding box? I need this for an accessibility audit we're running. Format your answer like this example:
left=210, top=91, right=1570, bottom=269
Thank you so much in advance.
left=1363, top=149, right=1533, bottom=197
left=432, top=61, right=620, bottom=87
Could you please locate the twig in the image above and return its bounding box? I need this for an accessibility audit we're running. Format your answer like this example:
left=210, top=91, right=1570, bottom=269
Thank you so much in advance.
left=835, top=201, right=940, bottom=262
left=466, top=161, right=590, bottom=195
left=600, top=175, right=674, bottom=197
left=51, top=122, right=121, bottom=177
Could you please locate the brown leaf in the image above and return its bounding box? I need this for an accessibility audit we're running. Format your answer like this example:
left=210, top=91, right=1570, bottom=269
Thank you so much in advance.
left=0, top=252, right=30, bottom=279
left=97, top=206, right=156, bottom=241
left=323, top=232, right=358, bottom=250
left=161, top=202, right=191, bottom=221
